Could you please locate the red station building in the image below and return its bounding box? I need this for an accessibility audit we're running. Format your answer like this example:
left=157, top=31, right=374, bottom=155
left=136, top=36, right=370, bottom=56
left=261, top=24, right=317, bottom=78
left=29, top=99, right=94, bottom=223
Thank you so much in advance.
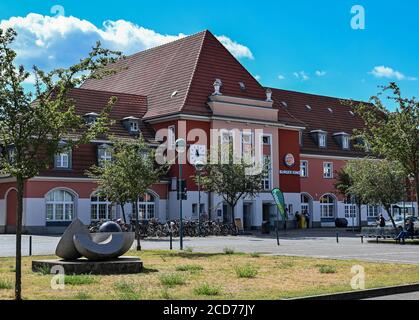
left=0, top=30, right=416, bottom=234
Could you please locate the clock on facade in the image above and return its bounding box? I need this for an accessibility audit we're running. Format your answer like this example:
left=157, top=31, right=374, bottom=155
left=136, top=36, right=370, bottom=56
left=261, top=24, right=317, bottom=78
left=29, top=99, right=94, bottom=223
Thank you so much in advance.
left=189, top=144, right=207, bottom=165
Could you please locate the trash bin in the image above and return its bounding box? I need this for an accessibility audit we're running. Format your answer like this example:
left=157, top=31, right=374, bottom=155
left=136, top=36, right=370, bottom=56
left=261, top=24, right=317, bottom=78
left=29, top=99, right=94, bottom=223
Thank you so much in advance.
left=262, top=221, right=270, bottom=234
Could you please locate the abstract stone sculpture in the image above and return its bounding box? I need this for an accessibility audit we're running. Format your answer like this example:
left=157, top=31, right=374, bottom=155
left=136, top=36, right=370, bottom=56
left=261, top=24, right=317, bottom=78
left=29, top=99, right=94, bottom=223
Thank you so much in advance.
left=55, top=219, right=135, bottom=261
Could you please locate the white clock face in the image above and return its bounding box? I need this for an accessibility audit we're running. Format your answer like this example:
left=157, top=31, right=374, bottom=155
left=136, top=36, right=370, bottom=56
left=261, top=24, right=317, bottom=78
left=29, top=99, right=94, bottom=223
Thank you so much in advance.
left=189, top=144, right=206, bottom=165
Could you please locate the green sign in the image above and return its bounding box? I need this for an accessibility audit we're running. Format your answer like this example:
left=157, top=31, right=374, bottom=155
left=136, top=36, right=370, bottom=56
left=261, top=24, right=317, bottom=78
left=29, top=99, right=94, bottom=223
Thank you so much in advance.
left=271, top=188, right=287, bottom=221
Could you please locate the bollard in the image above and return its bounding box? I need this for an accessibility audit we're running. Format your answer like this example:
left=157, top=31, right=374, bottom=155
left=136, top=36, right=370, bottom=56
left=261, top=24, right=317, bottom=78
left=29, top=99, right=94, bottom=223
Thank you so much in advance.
left=336, top=233, right=339, bottom=243
left=29, top=236, right=32, bottom=256
left=170, top=232, right=173, bottom=250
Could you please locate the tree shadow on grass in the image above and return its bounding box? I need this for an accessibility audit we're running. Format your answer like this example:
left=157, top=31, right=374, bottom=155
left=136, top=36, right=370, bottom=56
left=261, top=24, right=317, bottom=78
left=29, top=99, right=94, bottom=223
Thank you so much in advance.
left=141, top=267, right=159, bottom=274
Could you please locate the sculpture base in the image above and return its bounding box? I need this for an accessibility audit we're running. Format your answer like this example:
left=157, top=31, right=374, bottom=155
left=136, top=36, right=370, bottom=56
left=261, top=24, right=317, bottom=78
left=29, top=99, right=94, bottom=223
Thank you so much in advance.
left=32, top=257, right=143, bottom=275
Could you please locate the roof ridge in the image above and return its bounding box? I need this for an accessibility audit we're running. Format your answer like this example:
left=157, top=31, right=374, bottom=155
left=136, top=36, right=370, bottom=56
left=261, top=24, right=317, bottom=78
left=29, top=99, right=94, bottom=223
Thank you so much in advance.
left=125, top=30, right=208, bottom=60
left=271, top=88, right=367, bottom=105
left=179, top=30, right=210, bottom=112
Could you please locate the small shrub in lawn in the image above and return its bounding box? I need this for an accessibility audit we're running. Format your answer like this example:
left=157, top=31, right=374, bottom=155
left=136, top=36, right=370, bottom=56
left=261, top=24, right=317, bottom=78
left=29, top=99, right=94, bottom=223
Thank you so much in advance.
left=194, top=283, right=221, bottom=296
left=250, top=252, right=260, bottom=258
left=235, top=265, right=258, bottom=278
left=318, top=265, right=337, bottom=274
left=115, top=281, right=141, bottom=300
left=74, top=292, right=91, bottom=300
left=0, top=279, right=12, bottom=290
left=176, top=265, right=204, bottom=273
left=36, top=265, right=51, bottom=275
left=223, top=247, right=235, bottom=255
left=185, top=247, right=194, bottom=253
left=64, top=275, right=97, bottom=286
left=159, top=274, right=186, bottom=287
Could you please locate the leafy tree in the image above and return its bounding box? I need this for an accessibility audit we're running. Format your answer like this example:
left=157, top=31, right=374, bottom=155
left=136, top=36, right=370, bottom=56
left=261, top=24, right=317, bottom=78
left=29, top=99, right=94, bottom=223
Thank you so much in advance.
left=352, top=83, right=419, bottom=212
left=88, top=137, right=167, bottom=251
left=345, top=158, right=407, bottom=231
left=0, top=28, right=121, bottom=300
left=199, top=143, right=267, bottom=224
left=334, top=167, right=365, bottom=228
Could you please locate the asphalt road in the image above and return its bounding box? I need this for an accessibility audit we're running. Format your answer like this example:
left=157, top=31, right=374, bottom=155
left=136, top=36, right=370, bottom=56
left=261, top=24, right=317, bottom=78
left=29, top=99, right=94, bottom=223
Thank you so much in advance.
left=1, top=229, right=419, bottom=265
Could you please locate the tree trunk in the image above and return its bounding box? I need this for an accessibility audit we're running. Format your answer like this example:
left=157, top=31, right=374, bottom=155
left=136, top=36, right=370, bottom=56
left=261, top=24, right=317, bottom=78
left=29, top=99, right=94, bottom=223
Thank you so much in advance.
left=135, top=200, right=141, bottom=251
left=385, top=205, right=398, bottom=232
left=15, top=177, right=24, bottom=301
left=120, top=203, right=127, bottom=224
left=357, top=202, right=362, bottom=230
left=415, top=175, right=419, bottom=217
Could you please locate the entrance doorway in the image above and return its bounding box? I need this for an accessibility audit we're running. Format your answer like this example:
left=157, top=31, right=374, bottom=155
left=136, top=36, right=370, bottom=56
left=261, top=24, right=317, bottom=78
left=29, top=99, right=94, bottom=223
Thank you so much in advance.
left=243, top=202, right=253, bottom=231
left=6, top=189, right=18, bottom=234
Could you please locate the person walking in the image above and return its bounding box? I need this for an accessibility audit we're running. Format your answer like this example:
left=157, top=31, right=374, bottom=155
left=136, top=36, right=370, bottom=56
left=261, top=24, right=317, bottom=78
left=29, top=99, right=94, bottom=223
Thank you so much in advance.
left=303, top=210, right=311, bottom=229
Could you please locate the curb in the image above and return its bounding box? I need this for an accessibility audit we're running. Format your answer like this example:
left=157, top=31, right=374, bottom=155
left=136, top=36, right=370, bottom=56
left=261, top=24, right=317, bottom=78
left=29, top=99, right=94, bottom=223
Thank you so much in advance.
left=286, top=283, right=419, bottom=300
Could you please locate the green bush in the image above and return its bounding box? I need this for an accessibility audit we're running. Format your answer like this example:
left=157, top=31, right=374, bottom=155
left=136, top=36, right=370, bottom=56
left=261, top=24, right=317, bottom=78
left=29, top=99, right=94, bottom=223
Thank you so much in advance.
left=194, top=283, right=221, bottom=296
left=250, top=252, right=260, bottom=258
left=223, top=247, right=235, bottom=255
left=64, top=275, right=97, bottom=286
left=235, top=265, right=258, bottom=278
left=318, top=265, right=337, bottom=274
left=175, top=265, right=204, bottom=273
left=0, top=279, right=12, bottom=290
left=159, top=273, right=186, bottom=287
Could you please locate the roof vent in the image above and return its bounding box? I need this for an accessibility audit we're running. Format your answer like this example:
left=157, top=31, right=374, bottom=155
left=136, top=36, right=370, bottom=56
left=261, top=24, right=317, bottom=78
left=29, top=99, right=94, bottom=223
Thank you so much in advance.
left=171, top=91, right=178, bottom=98
left=239, top=82, right=246, bottom=91
left=305, top=105, right=312, bottom=111
left=328, top=107, right=333, bottom=113
left=281, top=101, right=288, bottom=108
left=349, top=111, right=355, bottom=116
left=213, top=79, right=223, bottom=96
left=265, top=88, right=273, bottom=102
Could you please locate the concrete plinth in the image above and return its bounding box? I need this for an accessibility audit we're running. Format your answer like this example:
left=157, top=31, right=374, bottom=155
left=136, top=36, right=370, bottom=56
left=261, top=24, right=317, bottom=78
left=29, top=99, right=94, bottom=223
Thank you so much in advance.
left=32, top=257, right=143, bottom=275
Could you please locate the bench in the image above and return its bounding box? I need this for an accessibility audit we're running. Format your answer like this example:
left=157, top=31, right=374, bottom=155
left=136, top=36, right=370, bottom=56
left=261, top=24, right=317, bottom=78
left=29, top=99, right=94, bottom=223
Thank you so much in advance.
left=359, top=227, right=419, bottom=244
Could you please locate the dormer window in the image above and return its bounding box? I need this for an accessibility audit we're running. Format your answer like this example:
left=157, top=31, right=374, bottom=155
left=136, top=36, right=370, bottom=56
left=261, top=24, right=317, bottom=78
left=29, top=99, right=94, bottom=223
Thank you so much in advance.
left=333, top=132, right=351, bottom=150
left=83, top=112, right=99, bottom=125
left=311, top=130, right=327, bottom=148
left=122, top=117, right=140, bottom=135
left=54, top=141, right=71, bottom=170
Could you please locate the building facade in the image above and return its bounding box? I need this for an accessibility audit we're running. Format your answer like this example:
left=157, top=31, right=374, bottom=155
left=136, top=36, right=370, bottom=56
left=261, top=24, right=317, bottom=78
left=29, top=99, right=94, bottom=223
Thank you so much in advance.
left=0, top=30, right=416, bottom=234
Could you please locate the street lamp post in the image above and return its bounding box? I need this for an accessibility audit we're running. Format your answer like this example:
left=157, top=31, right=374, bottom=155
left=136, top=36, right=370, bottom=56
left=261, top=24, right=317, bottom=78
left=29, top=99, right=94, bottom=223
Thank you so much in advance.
left=176, top=138, right=186, bottom=250
left=195, top=161, right=205, bottom=237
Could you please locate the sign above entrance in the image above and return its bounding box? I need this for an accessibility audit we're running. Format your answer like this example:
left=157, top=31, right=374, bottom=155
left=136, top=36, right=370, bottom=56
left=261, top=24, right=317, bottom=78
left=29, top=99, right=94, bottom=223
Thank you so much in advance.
left=279, top=170, right=301, bottom=176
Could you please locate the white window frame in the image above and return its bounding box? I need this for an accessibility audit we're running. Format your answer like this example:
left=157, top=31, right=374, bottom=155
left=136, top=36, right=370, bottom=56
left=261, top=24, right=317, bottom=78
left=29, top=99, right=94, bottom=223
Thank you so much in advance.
left=319, top=133, right=327, bottom=148
left=300, top=160, right=309, bottom=178
left=46, top=189, right=75, bottom=222
left=367, top=205, right=381, bottom=218
left=168, top=125, right=176, bottom=150
left=262, top=155, right=272, bottom=190
left=320, top=195, right=335, bottom=219
left=130, top=121, right=139, bottom=132
left=133, top=193, right=156, bottom=220
left=241, top=131, right=253, bottom=160
left=323, top=162, right=333, bottom=179
left=342, top=135, right=350, bottom=150
left=55, top=151, right=71, bottom=169
left=98, top=145, right=112, bottom=166
left=263, top=135, right=271, bottom=145
left=91, top=194, right=114, bottom=221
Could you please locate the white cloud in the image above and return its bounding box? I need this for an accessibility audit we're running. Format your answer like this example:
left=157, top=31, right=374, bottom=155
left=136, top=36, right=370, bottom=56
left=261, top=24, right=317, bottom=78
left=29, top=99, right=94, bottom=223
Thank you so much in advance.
left=278, top=74, right=285, bottom=80
left=293, top=71, right=309, bottom=81
left=0, top=13, right=254, bottom=71
left=370, top=66, right=417, bottom=81
left=315, top=70, right=326, bottom=77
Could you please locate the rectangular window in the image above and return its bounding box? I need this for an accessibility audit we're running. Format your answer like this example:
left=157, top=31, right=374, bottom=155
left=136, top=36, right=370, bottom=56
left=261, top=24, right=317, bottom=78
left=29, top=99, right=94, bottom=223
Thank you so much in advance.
left=263, top=136, right=271, bottom=145
left=300, top=160, right=308, bottom=178
left=98, top=146, right=112, bottom=166
left=242, top=131, right=253, bottom=159
left=323, top=162, right=333, bottom=179
left=130, top=121, right=139, bottom=132
left=342, top=136, right=350, bottom=150
left=262, top=155, right=272, bottom=190
left=367, top=206, right=381, bottom=218
left=55, top=151, right=71, bottom=169
left=168, top=125, right=176, bottom=150
left=319, top=133, right=327, bottom=148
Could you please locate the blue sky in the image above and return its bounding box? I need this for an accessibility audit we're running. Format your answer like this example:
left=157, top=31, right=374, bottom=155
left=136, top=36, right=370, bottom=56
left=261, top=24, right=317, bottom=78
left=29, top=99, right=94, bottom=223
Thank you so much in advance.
left=0, top=0, right=418, bottom=107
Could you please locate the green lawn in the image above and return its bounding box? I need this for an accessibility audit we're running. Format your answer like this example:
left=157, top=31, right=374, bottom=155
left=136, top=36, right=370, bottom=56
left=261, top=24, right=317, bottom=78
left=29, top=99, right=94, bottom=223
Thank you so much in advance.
left=1, top=250, right=419, bottom=300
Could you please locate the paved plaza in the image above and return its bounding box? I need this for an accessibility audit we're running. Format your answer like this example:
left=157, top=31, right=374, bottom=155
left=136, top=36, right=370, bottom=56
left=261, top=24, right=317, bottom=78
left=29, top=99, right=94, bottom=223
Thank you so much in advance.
left=1, top=229, right=419, bottom=265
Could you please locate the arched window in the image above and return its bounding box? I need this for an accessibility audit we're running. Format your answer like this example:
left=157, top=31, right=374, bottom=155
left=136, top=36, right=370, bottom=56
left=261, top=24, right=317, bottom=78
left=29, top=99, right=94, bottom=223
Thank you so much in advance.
left=132, top=192, right=156, bottom=220
left=46, top=189, right=75, bottom=222
left=301, top=194, right=312, bottom=215
left=91, top=194, right=115, bottom=221
left=320, top=195, right=335, bottom=219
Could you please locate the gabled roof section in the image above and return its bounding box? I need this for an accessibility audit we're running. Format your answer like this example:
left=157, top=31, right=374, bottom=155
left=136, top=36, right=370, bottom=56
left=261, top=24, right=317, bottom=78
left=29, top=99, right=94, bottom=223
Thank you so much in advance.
left=66, top=88, right=155, bottom=142
left=271, top=88, right=367, bottom=156
left=81, top=30, right=268, bottom=120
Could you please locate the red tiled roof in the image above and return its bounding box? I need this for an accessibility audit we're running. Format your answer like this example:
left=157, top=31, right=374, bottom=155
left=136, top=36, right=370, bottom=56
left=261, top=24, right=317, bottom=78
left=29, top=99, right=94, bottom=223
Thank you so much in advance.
left=81, top=30, right=267, bottom=119
left=272, top=88, right=367, bottom=156
left=67, top=88, right=155, bottom=141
